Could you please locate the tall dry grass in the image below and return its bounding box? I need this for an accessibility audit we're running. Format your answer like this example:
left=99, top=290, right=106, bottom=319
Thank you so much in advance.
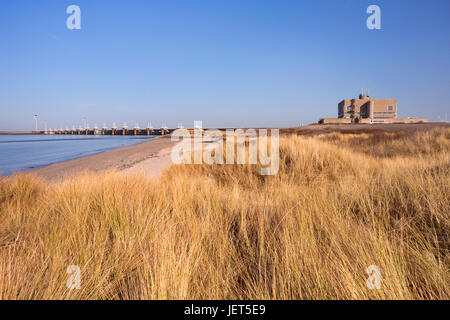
left=0, top=128, right=448, bottom=299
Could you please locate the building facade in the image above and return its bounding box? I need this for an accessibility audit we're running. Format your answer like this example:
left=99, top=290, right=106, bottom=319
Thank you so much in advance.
left=319, top=94, right=428, bottom=124
left=338, top=94, right=397, bottom=122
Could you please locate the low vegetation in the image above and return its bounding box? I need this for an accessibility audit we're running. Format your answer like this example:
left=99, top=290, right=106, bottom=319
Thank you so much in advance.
left=0, top=128, right=448, bottom=299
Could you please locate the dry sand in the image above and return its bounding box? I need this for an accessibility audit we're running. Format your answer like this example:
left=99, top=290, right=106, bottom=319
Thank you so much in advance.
left=30, top=136, right=178, bottom=182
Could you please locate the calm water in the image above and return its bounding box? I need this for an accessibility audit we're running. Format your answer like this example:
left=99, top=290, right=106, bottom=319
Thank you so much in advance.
left=0, top=135, right=154, bottom=176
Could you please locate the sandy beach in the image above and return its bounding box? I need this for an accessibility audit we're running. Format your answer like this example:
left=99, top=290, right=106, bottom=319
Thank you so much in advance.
left=29, top=136, right=177, bottom=182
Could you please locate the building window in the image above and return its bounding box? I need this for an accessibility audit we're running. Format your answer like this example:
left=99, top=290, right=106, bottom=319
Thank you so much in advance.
left=388, top=105, right=393, bottom=111
left=347, top=106, right=352, bottom=111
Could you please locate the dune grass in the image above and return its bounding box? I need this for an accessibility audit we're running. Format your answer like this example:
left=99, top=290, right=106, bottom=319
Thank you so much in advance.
left=0, top=128, right=448, bottom=299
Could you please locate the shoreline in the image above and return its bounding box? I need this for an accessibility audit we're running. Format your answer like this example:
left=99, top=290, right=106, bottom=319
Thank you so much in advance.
left=26, top=135, right=177, bottom=182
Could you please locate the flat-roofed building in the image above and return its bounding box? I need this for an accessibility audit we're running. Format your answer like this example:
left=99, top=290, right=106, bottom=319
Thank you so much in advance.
left=319, top=94, right=427, bottom=124
left=338, top=94, right=397, bottom=121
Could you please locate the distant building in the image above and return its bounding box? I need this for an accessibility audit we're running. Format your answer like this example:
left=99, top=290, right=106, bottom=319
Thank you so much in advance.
left=319, top=94, right=428, bottom=124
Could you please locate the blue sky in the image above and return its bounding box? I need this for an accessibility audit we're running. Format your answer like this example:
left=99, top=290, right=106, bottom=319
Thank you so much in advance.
left=0, top=0, right=449, bottom=130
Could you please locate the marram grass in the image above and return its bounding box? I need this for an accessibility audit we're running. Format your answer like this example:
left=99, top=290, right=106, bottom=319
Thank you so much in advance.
left=0, top=128, right=448, bottom=299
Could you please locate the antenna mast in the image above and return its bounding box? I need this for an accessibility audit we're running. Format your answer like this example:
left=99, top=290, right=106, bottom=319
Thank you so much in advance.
left=33, top=114, right=38, bottom=132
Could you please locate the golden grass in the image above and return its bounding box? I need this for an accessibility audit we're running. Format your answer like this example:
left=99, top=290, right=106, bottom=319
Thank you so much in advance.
left=0, top=128, right=449, bottom=299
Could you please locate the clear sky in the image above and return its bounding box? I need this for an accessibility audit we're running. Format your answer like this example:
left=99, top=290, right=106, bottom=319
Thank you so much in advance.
left=0, top=0, right=449, bottom=130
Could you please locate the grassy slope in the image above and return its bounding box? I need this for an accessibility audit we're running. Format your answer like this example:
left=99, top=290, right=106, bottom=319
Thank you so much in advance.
left=0, top=128, right=448, bottom=299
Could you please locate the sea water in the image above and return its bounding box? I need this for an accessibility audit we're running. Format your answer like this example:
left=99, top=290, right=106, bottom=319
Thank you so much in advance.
left=0, top=135, right=154, bottom=176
